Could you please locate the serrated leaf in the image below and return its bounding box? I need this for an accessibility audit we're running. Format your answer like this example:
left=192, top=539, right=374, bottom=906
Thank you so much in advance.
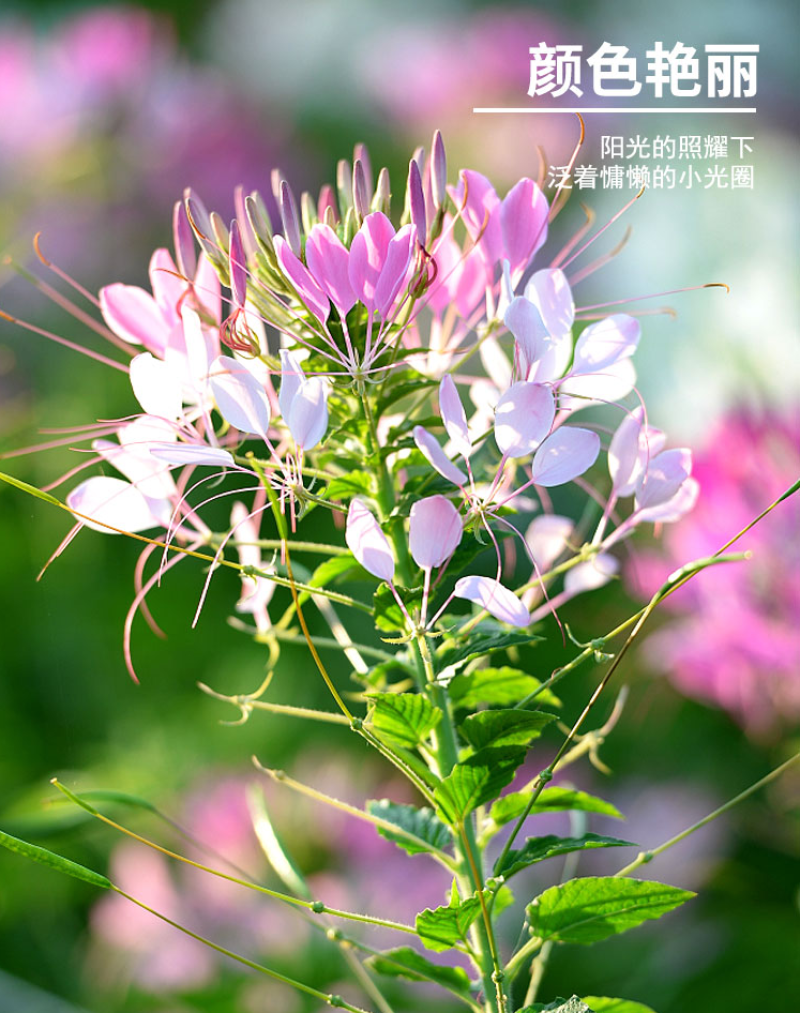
left=450, top=667, right=562, bottom=710
left=0, top=827, right=111, bottom=890
left=365, top=692, right=442, bottom=749
left=374, top=582, right=422, bottom=633
left=366, top=800, right=453, bottom=857
left=416, top=895, right=482, bottom=952
left=526, top=877, right=695, bottom=945
left=582, top=998, right=657, bottom=1013
left=434, top=747, right=526, bottom=824
left=495, top=834, right=636, bottom=878
left=325, top=471, right=375, bottom=500
left=460, top=709, right=555, bottom=751
left=488, top=787, right=624, bottom=830
left=436, top=629, right=542, bottom=674
left=365, top=946, right=471, bottom=994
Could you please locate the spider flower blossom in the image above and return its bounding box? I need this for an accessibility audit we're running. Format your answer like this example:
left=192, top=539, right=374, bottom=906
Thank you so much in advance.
left=6, top=130, right=709, bottom=672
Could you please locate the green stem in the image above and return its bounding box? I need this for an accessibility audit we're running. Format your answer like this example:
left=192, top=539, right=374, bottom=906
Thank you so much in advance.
left=614, top=749, right=800, bottom=878
left=113, top=887, right=370, bottom=1013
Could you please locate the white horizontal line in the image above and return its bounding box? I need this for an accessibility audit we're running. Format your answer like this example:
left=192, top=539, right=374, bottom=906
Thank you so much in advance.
left=473, top=107, right=757, bottom=114
left=705, top=44, right=760, bottom=52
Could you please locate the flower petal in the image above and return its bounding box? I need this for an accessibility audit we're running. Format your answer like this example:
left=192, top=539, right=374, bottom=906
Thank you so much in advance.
left=209, top=355, right=270, bottom=437
left=100, top=283, right=168, bottom=352
left=439, top=375, right=471, bottom=458
left=500, top=177, right=548, bottom=272
left=305, top=223, right=356, bottom=315
left=635, top=448, right=692, bottom=510
left=408, top=494, right=462, bottom=569
left=504, top=296, right=549, bottom=379
left=148, top=444, right=236, bottom=467
left=524, top=268, right=574, bottom=338
left=129, top=352, right=183, bottom=420
left=453, top=575, right=530, bottom=627
left=531, top=426, right=600, bottom=487
left=525, top=514, right=574, bottom=570
left=572, top=314, right=640, bottom=375
left=348, top=211, right=395, bottom=312
left=346, top=499, right=395, bottom=582
left=274, top=235, right=330, bottom=323
left=67, top=476, right=162, bottom=534
left=413, top=426, right=467, bottom=486
left=637, top=476, right=699, bottom=523
left=564, top=553, right=619, bottom=595
left=287, top=377, right=329, bottom=451
left=494, top=382, right=555, bottom=458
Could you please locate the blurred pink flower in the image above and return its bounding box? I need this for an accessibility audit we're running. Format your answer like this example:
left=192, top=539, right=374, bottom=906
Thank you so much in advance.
left=631, top=411, right=800, bottom=735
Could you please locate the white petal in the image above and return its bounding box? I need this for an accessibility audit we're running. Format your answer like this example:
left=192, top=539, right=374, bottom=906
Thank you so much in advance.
left=209, top=355, right=271, bottom=437
left=149, top=444, right=236, bottom=467
left=439, top=375, right=472, bottom=458
left=346, top=499, right=395, bottom=582
left=494, top=382, right=555, bottom=458
left=287, top=378, right=329, bottom=451
left=635, top=448, right=692, bottom=510
left=525, top=514, right=574, bottom=570
left=531, top=427, right=600, bottom=487
left=573, top=314, right=640, bottom=375
left=564, top=553, right=619, bottom=595
left=637, top=476, right=699, bottom=523
left=67, top=476, right=161, bottom=534
left=413, top=426, right=467, bottom=486
left=129, top=352, right=183, bottom=420
left=453, top=575, right=530, bottom=627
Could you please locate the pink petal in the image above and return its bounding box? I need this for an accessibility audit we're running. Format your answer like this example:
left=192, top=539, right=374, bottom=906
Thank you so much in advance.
left=348, top=211, right=396, bottom=312
left=524, top=269, right=574, bottom=337
left=450, top=170, right=502, bottom=266
left=100, top=283, right=168, bottom=352
left=413, top=426, right=467, bottom=486
left=148, top=248, right=183, bottom=326
left=374, top=223, right=417, bottom=316
left=273, top=235, right=330, bottom=324
left=608, top=408, right=666, bottom=497
left=453, top=575, right=530, bottom=627
left=531, top=427, right=601, bottom=487
left=500, top=177, right=548, bottom=272
left=525, top=514, right=574, bottom=570
left=287, top=377, right=329, bottom=451
left=346, top=499, right=395, bottom=582
left=305, top=223, right=356, bottom=316
left=67, top=476, right=161, bottom=534
left=129, top=352, right=183, bottom=420
left=504, top=297, right=549, bottom=379
left=439, top=375, right=471, bottom=457
left=209, top=356, right=271, bottom=437
left=408, top=494, right=462, bottom=569
left=494, top=382, right=555, bottom=458
left=572, top=314, right=640, bottom=375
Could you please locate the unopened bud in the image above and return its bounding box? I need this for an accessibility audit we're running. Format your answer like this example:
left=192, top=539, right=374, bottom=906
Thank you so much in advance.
left=353, top=159, right=369, bottom=221
left=210, top=212, right=230, bottom=256
left=280, top=180, right=302, bottom=257
left=353, top=142, right=373, bottom=194
left=228, top=219, right=247, bottom=309
left=336, top=159, right=353, bottom=215
left=407, top=158, right=427, bottom=245
left=372, top=166, right=391, bottom=215
left=301, top=191, right=317, bottom=236
left=432, top=129, right=447, bottom=208
left=318, top=184, right=339, bottom=224
left=172, top=199, right=197, bottom=279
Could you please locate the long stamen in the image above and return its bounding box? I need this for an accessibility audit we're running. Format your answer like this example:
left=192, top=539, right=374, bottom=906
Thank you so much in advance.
left=549, top=203, right=597, bottom=269
left=559, top=186, right=646, bottom=272
left=565, top=225, right=631, bottom=285
left=547, top=112, right=586, bottom=225
left=0, top=310, right=130, bottom=372
left=575, top=282, right=730, bottom=313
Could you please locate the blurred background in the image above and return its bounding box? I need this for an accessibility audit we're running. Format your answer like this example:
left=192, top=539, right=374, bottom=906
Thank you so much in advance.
left=0, top=2, right=798, bottom=1011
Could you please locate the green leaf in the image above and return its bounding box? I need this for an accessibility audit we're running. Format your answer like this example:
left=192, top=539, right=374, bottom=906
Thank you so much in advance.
left=366, top=800, right=453, bottom=857
left=436, top=629, right=542, bottom=674
left=376, top=373, right=438, bottom=413
left=325, top=471, right=376, bottom=500
left=526, top=877, right=695, bottom=945
left=365, top=692, right=442, bottom=749
left=0, top=470, right=61, bottom=507
left=495, top=834, right=636, bottom=878
left=434, top=748, right=526, bottom=824
left=582, top=998, right=657, bottom=1013
left=374, top=582, right=422, bottom=633
left=0, top=827, right=111, bottom=890
left=488, top=787, right=624, bottom=830
left=460, top=709, right=555, bottom=751
left=449, top=667, right=562, bottom=710
left=365, top=946, right=471, bottom=995
left=415, top=894, right=482, bottom=952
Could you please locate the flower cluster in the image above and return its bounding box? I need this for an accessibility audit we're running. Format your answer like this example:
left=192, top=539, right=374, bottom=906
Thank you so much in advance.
left=9, top=132, right=700, bottom=674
